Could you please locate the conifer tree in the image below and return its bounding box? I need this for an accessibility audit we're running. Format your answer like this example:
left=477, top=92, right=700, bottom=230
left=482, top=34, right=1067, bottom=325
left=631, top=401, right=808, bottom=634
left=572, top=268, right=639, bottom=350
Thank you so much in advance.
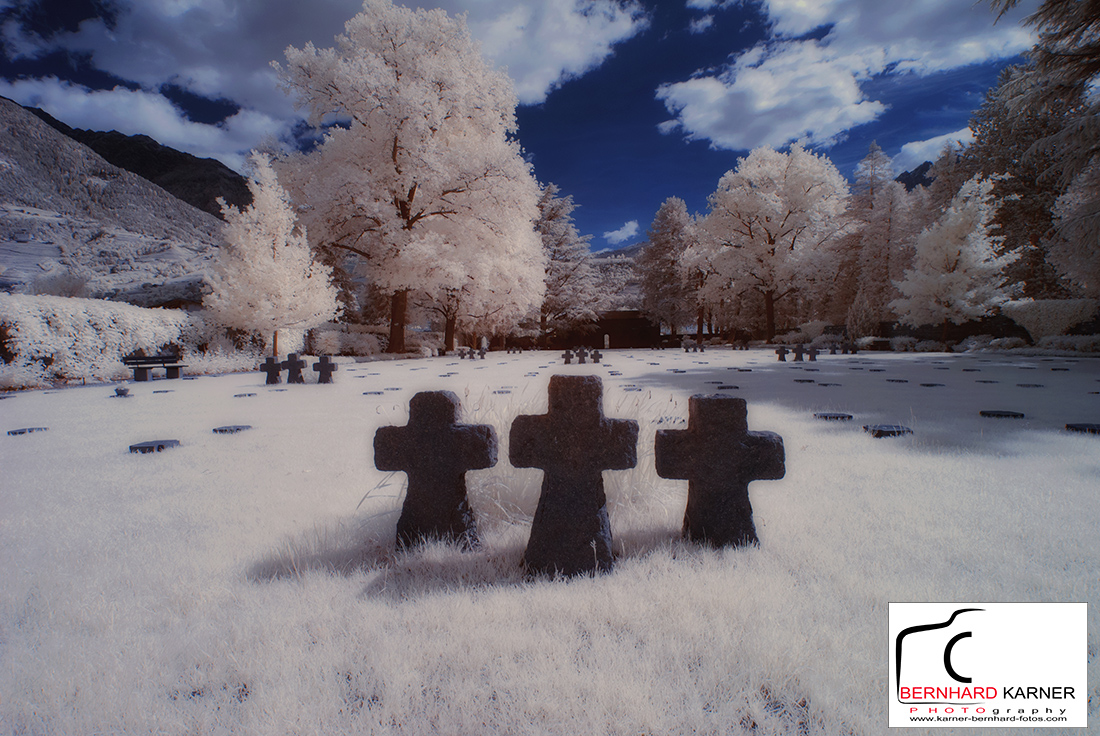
left=891, top=176, right=1018, bottom=341
left=204, top=154, right=340, bottom=357
left=638, top=197, right=699, bottom=337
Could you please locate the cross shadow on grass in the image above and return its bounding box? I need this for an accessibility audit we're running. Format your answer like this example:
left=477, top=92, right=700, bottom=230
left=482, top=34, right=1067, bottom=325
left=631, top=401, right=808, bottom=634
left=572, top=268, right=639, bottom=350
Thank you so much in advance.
left=248, top=513, right=689, bottom=601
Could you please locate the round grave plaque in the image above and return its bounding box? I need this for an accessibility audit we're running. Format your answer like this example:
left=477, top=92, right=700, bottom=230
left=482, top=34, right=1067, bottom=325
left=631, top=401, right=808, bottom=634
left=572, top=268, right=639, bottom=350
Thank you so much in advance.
left=980, top=411, right=1024, bottom=419
left=815, top=412, right=852, bottom=421
left=8, top=427, right=47, bottom=435
left=1066, top=423, right=1100, bottom=435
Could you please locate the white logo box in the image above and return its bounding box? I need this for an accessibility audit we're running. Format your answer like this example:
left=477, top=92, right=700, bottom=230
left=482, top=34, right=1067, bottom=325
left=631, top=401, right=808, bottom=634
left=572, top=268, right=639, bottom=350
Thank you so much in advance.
left=888, top=602, right=1087, bottom=728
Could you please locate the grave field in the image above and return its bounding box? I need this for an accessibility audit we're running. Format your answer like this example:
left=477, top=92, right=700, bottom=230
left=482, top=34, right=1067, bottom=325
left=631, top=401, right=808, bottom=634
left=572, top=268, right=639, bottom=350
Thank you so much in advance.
left=2, top=348, right=1097, bottom=735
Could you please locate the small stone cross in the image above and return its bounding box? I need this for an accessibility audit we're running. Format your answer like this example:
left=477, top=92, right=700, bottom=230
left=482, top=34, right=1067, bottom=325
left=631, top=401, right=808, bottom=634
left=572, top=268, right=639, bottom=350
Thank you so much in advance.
left=510, top=375, right=638, bottom=576
left=792, top=344, right=805, bottom=362
left=478, top=347, right=488, bottom=360
left=313, top=355, right=338, bottom=384
left=655, top=395, right=785, bottom=548
left=591, top=350, right=603, bottom=363
left=807, top=347, right=818, bottom=362
left=775, top=346, right=788, bottom=362
left=260, top=356, right=282, bottom=385
left=282, top=353, right=306, bottom=383
left=561, top=350, right=574, bottom=365
left=374, top=391, right=497, bottom=549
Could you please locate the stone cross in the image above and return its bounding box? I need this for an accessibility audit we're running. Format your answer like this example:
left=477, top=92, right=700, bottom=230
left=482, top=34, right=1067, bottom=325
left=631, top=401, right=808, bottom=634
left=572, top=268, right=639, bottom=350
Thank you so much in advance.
left=792, top=344, right=805, bottom=362
left=282, top=353, right=306, bottom=384
left=655, top=395, right=785, bottom=548
left=510, top=375, right=638, bottom=576
left=374, top=391, right=497, bottom=549
left=807, top=347, right=818, bottom=362
left=591, top=350, right=603, bottom=364
left=313, top=355, right=338, bottom=384
left=260, top=356, right=282, bottom=385
left=577, top=349, right=587, bottom=364
left=478, top=347, right=488, bottom=360
left=775, top=346, right=788, bottom=362
left=561, top=350, right=574, bottom=365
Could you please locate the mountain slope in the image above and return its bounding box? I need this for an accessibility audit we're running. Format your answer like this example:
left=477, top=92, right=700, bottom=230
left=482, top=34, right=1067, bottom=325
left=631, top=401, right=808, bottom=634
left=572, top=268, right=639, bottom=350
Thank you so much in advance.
left=0, top=96, right=221, bottom=306
left=23, top=102, right=251, bottom=219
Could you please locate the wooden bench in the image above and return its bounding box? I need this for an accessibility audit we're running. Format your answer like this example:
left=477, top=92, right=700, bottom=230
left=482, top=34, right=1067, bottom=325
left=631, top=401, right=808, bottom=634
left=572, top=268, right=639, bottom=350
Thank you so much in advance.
left=123, top=355, right=187, bottom=381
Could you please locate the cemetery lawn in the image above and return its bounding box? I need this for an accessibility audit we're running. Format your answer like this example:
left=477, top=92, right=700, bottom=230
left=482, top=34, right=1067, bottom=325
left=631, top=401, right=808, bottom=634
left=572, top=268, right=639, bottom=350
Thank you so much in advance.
left=2, top=349, right=1097, bottom=735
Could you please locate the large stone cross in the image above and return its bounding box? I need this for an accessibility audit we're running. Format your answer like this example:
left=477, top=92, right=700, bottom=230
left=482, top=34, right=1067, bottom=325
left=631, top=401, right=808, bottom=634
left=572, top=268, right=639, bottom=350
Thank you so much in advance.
left=313, top=355, right=338, bottom=383
left=374, top=391, right=497, bottom=549
left=655, top=395, right=785, bottom=548
left=260, top=356, right=282, bottom=384
left=282, top=353, right=306, bottom=384
left=510, top=375, right=638, bottom=576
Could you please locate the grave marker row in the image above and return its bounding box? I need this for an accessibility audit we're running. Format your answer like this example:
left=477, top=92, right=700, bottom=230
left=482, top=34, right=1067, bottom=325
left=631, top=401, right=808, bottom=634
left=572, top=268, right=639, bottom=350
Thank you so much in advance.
left=374, top=376, right=785, bottom=577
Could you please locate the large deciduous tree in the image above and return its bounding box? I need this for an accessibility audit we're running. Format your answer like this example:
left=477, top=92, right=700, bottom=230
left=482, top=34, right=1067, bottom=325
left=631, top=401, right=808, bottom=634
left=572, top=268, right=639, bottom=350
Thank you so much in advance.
left=891, top=176, right=1018, bottom=341
left=694, top=143, right=850, bottom=340
left=204, top=154, right=340, bottom=357
left=276, top=0, right=542, bottom=353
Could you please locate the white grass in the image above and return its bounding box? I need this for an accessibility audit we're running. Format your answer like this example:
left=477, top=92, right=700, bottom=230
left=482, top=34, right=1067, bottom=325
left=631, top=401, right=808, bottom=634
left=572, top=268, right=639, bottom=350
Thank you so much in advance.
left=1, top=349, right=1097, bottom=735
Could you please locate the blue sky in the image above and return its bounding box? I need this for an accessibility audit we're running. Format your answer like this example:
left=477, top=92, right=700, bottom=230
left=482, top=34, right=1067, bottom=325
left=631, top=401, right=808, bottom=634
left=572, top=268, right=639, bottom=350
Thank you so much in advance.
left=0, top=0, right=1039, bottom=249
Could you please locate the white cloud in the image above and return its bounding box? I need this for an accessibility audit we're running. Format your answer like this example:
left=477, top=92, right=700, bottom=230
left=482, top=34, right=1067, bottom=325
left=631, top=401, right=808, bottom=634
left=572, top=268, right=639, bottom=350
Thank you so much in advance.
left=892, top=127, right=974, bottom=173
left=658, top=0, right=1040, bottom=152
left=457, top=0, right=649, bottom=104
left=689, top=15, right=715, bottom=34
left=603, top=220, right=639, bottom=244
left=1, top=0, right=648, bottom=167
left=0, top=77, right=289, bottom=171
left=658, top=40, right=885, bottom=149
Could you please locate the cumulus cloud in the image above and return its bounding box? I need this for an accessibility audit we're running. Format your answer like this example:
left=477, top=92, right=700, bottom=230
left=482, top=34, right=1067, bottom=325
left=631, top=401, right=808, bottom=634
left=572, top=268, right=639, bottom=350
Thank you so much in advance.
left=457, top=0, right=649, bottom=104
left=0, top=76, right=289, bottom=171
left=658, top=0, right=1039, bottom=152
left=892, top=127, right=974, bottom=173
left=688, top=15, right=715, bottom=34
left=603, top=220, right=639, bottom=244
left=1, top=0, right=648, bottom=169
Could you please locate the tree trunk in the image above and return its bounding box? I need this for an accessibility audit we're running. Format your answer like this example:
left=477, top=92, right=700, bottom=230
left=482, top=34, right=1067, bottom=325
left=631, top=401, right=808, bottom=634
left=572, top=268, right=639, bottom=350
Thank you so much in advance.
left=941, top=318, right=949, bottom=346
left=444, top=314, right=457, bottom=352
left=387, top=290, right=408, bottom=353
left=764, top=291, right=776, bottom=342
left=272, top=330, right=279, bottom=358
left=539, top=312, right=548, bottom=349
left=696, top=306, right=705, bottom=342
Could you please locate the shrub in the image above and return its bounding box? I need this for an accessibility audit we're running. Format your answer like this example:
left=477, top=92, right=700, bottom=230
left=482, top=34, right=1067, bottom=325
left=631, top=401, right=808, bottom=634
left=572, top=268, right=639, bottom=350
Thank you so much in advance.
left=1002, top=299, right=1099, bottom=340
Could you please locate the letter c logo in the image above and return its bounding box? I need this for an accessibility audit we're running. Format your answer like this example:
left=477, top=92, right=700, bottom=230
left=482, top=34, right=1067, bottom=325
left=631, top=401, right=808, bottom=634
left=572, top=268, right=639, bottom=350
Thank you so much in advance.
left=944, top=631, right=972, bottom=683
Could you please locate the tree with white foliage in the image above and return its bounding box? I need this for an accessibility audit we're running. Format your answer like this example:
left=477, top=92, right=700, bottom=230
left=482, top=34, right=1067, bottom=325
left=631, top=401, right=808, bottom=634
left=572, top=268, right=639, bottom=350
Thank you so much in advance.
left=534, top=183, right=603, bottom=345
left=891, top=176, right=1018, bottom=341
left=694, top=143, right=850, bottom=340
left=204, top=154, right=340, bottom=357
left=1047, top=161, right=1100, bottom=297
left=638, top=196, right=700, bottom=338
left=277, top=0, right=542, bottom=353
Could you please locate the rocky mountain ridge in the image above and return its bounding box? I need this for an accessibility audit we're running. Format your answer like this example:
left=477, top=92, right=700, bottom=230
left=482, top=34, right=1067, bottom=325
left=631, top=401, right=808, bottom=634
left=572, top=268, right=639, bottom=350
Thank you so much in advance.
left=0, top=96, right=221, bottom=307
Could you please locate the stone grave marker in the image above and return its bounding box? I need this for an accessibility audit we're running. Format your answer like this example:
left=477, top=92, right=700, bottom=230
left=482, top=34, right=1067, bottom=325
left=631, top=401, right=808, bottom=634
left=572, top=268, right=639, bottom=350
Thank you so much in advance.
left=980, top=411, right=1024, bottom=419
left=592, top=350, right=603, bottom=363
left=282, top=354, right=306, bottom=383
left=313, top=356, right=338, bottom=384
left=235, top=393, right=256, bottom=398
left=775, top=346, right=788, bottom=362
left=814, top=412, right=852, bottom=421
left=113, top=386, right=131, bottom=398
left=1017, top=384, right=1045, bottom=388
left=510, top=375, right=638, bottom=576
left=8, top=427, right=47, bottom=435
left=213, top=425, right=253, bottom=434
left=1066, top=423, right=1100, bottom=435
left=130, top=439, right=180, bottom=453
left=792, top=344, right=805, bottom=362
left=807, top=347, right=818, bottom=362
left=260, top=357, right=282, bottom=385
left=863, top=425, right=912, bottom=438
left=561, top=350, right=574, bottom=365
left=656, top=395, right=785, bottom=548
left=374, top=391, right=497, bottom=549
